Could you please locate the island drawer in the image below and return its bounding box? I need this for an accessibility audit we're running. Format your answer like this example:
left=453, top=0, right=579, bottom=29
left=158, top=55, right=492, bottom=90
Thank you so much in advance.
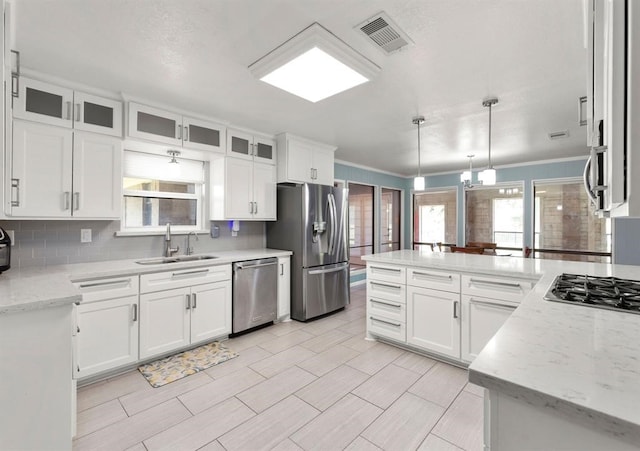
left=461, top=274, right=535, bottom=302
left=368, top=314, right=406, bottom=342
left=366, top=263, right=406, bottom=284
left=367, top=296, right=406, bottom=323
left=407, top=267, right=460, bottom=293
left=140, top=264, right=232, bottom=293
left=367, top=279, right=406, bottom=303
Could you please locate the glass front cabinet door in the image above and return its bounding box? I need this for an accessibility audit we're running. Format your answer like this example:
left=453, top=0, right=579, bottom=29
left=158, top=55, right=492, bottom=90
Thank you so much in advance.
left=14, top=78, right=123, bottom=137
left=227, top=128, right=276, bottom=165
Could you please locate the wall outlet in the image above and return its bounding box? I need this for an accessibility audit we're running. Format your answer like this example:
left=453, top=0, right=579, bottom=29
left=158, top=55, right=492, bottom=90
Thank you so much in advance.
left=80, top=229, right=92, bottom=243
left=6, top=230, right=15, bottom=246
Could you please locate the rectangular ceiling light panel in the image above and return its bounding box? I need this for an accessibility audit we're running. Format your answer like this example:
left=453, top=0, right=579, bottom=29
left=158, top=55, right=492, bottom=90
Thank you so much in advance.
left=249, top=23, right=380, bottom=103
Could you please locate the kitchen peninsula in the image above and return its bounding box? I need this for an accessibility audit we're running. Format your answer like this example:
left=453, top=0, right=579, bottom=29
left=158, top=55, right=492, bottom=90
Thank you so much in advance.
left=0, top=248, right=290, bottom=450
left=363, top=250, right=640, bottom=450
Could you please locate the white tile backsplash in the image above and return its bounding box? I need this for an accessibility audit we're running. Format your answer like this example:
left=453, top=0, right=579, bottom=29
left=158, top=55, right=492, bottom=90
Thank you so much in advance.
left=0, top=220, right=266, bottom=268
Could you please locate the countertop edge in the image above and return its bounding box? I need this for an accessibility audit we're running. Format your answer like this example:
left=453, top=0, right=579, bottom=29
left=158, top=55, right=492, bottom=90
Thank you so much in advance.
left=468, top=368, right=640, bottom=444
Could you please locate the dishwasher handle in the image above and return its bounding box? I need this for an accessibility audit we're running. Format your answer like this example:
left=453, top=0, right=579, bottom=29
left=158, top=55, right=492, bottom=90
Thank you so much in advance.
left=234, top=259, right=278, bottom=270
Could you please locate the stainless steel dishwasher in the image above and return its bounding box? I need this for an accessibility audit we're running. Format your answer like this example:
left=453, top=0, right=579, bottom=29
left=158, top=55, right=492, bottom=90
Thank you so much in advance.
left=232, top=257, right=278, bottom=334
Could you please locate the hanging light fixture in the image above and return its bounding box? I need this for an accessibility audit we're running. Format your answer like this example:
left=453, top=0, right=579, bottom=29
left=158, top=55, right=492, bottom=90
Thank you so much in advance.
left=167, top=150, right=181, bottom=178
left=412, top=116, right=425, bottom=191
left=460, top=154, right=475, bottom=188
left=479, top=97, right=498, bottom=186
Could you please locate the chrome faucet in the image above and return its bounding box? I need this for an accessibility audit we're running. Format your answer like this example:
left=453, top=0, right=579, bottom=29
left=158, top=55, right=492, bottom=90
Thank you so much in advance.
left=164, top=223, right=179, bottom=257
left=186, top=231, right=199, bottom=255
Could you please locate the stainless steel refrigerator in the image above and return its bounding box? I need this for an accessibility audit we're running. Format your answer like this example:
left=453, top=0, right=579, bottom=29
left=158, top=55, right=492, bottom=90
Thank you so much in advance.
left=267, top=183, right=350, bottom=321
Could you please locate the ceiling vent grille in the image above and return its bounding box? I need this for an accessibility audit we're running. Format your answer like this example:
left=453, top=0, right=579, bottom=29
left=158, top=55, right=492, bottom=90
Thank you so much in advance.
left=356, top=12, right=413, bottom=54
left=548, top=130, right=570, bottom=140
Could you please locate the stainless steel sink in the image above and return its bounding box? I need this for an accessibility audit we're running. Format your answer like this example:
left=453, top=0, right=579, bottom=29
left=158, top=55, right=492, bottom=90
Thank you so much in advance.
left=135, top=255, right=219, bottom=265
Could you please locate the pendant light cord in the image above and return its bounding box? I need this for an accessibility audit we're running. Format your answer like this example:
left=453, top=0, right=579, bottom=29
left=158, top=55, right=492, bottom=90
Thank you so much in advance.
left=417, top=121, right=421, bottom=177
left=488, top=102, right=492, bottom=168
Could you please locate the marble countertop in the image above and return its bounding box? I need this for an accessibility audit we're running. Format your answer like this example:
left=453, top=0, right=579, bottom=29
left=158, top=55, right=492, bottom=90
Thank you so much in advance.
left=0, top=248, right=292, bottom=315
left=364, top=250, right=640, bottom=442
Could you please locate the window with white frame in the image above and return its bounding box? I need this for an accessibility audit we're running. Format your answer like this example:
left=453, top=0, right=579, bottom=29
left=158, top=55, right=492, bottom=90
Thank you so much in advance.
left=122, top=151, right=205, bottom=232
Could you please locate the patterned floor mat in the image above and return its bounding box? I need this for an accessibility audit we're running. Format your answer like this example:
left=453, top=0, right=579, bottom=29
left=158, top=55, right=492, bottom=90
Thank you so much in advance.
left=138, top=342, right=238, bottom=387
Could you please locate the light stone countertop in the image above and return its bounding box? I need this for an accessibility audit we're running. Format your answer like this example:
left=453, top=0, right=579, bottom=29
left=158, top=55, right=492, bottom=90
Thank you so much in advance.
left=363, top=250, right=640, bottom=443
left=0, top=248, right=292, bottom=315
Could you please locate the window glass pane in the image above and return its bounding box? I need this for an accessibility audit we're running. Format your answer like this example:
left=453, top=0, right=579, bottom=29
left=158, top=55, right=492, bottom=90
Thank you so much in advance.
left=123, top=178, right=195, bottom=194
left=137, top=111, right=176, bottom=138
left=381, top=188, right=401, bottom=251
left=413, top=189, right=457, bottom=248
left=26, top=87, right=63, bottom=118
left=83, top=101, right=113, bottom=128
left=124, top=196, right=197, bottom=227
left=348, top=183, right=374, bottom=269
left=188, top=124, right=219, bottom=146
left=534, top=181, right=611, bottom=262
left=466, top=186, right=523, bottom=248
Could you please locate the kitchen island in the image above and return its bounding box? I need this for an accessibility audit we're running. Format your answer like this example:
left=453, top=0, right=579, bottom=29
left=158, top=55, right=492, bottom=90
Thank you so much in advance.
left=363, top=250, right=640, bottom=450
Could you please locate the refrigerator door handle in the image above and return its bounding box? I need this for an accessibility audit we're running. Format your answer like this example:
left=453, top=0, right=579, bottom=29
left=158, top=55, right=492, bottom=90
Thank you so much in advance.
left=308, top=265, right=347, bottom=275
left=328, top=193, right=337, bottom=255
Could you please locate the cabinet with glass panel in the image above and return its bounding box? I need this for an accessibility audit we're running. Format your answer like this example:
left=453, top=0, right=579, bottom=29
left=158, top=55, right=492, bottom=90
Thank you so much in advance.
left=128, top=102, right=226, bottom=153
left=13, top=77, right=123, bottom=137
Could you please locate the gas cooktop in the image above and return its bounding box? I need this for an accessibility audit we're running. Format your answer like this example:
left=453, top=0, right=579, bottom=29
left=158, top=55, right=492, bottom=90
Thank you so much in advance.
left=544, top=273, right=640, bottom=314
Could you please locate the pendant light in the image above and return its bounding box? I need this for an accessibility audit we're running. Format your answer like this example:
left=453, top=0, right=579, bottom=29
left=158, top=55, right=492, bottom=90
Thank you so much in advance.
left=167, top=150, right=181, bottom=178
left=479, top=97, right=498, bottom=186
left=412, top=116, right=425, bottom=191
left=460, top=154, right=475, bottom=188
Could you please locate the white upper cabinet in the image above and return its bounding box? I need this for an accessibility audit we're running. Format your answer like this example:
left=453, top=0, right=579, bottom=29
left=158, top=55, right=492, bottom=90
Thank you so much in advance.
left=10, top=120, right=121, bottom=219
left=13, top=77, right=122, bottom=137
left=128, top=102, right=226, bottom=153
left=210, top=156, right=277, bottom=221
left=276, top=133, right=336, bottom=185
left=227, top=128, right=276, bottom=165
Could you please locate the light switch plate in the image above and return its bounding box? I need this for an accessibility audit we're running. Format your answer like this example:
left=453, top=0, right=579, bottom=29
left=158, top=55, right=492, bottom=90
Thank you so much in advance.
left=80, top=229, right=92, bottom=243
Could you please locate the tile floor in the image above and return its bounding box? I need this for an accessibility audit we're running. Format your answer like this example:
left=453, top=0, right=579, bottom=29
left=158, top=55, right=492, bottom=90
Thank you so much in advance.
left=73, top=285, right=484, bottom=451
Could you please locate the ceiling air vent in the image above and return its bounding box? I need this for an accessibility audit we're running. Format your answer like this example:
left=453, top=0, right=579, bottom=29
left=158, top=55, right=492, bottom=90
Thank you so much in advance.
left=548, top=130, right=570, bottom=140
left=356, top=12, right=413, bottom=54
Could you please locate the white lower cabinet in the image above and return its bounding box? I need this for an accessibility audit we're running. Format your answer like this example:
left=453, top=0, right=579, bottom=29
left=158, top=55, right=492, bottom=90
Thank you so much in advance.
left=461, top=295, right=517, bottom=363
left=76, top=295, right=139, bottom=378
left=365, top=262, right=531, bottom=365
left=366, top=263, right=407, bottom=342
left=277, top=256, right=291, bottom=320
left=406, top=286, right=461, bottom=359
left=139, top=265, right=232, bottom=360
left=73, top=275, right=139, bottom=379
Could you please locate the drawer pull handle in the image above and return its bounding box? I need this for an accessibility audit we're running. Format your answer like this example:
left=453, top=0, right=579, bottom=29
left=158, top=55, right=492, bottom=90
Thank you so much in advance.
left=172, top=269, right=210, bottom=277
left=453, top=300, right=459, bottom=319
left=370, top=299, right=402, bottom=309
left=412, top=271, right=452, bottom=280
left=370, top=281, right=402, bottom=290
left=469, top=278, right=522, bottom=289
left=371, top=266, right=401, bottom=273
left=370, top=316, right=401, bottom=328
left=78, top=279, right=131, bottom=289
left=469, top=298, right=518, bottom=310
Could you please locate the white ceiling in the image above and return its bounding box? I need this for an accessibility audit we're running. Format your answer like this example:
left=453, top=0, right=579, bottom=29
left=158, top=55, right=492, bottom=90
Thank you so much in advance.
left=11, top=0, right=588, bottom=176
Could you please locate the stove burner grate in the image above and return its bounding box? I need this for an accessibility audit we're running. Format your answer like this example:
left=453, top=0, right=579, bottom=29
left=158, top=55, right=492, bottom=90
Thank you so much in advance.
left=545, top=273, right=640, bottom=314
